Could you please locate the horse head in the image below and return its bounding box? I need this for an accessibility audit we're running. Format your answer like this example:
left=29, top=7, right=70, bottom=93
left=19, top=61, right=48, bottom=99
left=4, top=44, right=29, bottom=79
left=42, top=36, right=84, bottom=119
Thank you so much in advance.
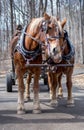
left=41, top=15, right=67, bottom=63
left=24, top=13, right=66, bottom=64
left=24, top=13, right=53, bottom=50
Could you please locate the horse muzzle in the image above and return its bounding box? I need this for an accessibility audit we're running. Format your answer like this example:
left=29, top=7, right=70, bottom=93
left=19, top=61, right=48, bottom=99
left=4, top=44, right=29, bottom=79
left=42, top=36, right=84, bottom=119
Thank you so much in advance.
left=52, top=54, right=62, bottom=63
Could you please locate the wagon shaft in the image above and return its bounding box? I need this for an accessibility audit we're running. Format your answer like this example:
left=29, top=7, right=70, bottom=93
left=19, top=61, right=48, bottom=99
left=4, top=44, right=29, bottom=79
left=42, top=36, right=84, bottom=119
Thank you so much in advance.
left=25, top=63, right=74, bottom=67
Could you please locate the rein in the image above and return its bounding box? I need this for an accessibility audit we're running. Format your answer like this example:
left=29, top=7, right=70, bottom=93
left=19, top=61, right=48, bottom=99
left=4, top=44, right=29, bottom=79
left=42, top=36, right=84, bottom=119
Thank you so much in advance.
left=46, top=35, right=64, bottom=40
left=19, top=30, right=41, bottom=44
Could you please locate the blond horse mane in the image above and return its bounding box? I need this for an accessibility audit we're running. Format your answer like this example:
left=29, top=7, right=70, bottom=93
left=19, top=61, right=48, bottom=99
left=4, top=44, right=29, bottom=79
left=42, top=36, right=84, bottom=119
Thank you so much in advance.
left=27, top=17, right=43, bottom=35
left=27, top=15, right=63, bottom=36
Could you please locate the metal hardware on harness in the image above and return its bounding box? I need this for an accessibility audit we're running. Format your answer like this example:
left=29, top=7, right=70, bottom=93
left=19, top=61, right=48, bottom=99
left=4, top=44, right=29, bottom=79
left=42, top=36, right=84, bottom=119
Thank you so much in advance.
left=25, top=63, right=74, bottom=67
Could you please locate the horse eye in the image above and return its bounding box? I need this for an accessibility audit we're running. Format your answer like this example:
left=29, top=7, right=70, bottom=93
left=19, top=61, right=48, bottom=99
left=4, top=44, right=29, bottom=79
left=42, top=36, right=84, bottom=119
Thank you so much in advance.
left=59, top=32, right=61, bottom=36
left=48, top=20, right=51, bottom=24
left=48, top=26, right=52, bottom=30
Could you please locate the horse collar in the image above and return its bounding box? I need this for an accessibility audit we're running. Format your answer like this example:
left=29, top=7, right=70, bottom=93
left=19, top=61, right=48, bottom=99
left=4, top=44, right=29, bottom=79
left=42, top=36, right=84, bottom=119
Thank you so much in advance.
left=15, top=25, right=42, bottom=63
left=62, top=30, right=75, bottom=61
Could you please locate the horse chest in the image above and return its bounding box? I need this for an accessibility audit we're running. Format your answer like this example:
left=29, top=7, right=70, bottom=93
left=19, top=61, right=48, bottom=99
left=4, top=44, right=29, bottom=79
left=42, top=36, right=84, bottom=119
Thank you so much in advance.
left=48, top=66, right=62, bottom=76
left=52, top=67, right=68, bottom=77
left=62, top=67, right=70, bottom=74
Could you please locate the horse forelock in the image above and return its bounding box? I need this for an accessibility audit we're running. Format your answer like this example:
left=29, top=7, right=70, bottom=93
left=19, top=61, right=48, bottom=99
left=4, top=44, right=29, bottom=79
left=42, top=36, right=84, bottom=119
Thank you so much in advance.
left=28, top=18, right=43, bottom=34
left=49, top=16, right=62, bottom=33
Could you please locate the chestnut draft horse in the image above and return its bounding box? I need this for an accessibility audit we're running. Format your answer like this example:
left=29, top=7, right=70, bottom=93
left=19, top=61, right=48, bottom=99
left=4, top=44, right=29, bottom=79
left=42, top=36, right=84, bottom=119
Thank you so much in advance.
left=45, top=19, right=75, bottom=107
left=14, top=13, right=59, bottom=114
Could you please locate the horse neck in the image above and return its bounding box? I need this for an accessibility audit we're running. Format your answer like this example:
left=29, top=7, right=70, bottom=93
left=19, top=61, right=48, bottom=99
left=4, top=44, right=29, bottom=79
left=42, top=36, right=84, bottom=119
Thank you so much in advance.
left=63, top=40, right=70, bottom=55
left=25, top=29, right=40, bottom=50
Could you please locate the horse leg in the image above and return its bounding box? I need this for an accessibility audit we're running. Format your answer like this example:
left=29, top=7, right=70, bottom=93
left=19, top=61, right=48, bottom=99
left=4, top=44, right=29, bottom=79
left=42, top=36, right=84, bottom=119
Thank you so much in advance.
left=48, top=72, right=58, bottom=107
left=25, top=73, right=32, bottom=101
left=58, top=73, right=63, bottom=98
left=16, top=67, right=25, bottom=114
left=33, top=71, right=41, bottom=114
left=66, top=70, right=74, bottom=107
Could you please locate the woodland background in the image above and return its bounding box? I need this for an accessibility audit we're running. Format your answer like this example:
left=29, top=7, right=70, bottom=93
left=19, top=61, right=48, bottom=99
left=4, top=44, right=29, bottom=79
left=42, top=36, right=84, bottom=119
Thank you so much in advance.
left=0, top=0, right=84, bottom=64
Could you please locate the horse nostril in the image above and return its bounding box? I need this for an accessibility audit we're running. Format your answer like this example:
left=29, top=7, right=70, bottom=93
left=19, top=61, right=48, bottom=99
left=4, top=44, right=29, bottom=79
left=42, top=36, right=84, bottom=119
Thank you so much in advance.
left=53, top=48, right=57, bottom=53
left=53, top=48, right=58, bottom=55
left=53, top=48, right=55, bottom=53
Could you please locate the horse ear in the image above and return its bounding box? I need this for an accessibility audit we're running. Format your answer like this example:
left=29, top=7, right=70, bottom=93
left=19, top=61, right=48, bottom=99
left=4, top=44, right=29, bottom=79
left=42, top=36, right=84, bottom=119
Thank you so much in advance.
left=61, top=18, right=67, bottom=28
left=43, top=13, right=50, bottom=20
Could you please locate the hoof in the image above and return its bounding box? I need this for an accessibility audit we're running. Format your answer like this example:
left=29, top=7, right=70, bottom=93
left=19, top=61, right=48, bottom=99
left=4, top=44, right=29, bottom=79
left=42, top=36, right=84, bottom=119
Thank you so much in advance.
left=33, top=109, right=41, bottom=114
left=17, top=109, right=26, bottom=115
left=57, top=94, right=63, bottom=99
left=67, top=99, right=75, bottom=107
left=25, top=97, right=31, bottom=102
left=67, top=103, right=75, bottom=107
left=50, top=100, right=58, bottom=107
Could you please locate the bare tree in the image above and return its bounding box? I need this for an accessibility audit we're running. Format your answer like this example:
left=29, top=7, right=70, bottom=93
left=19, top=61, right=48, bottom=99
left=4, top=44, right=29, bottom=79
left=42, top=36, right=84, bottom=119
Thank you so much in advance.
left=43, top=0, right=47, bottom=14
left=9, top=0, right=14, bottom=36
left=80, top=0, right=84, bottom=63
left=39, top=0, right=47, bottom=16
left=50, top=0, right=53, bottom=15
left=56, top=0, right=61, bottom=18
left=0, top=1, right=1, bottom=15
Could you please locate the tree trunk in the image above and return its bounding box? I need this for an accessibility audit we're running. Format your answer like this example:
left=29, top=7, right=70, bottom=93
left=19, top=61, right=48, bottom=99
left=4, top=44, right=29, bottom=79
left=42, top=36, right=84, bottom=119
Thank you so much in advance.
left=50, top=0, right=53, bottom=15
left=56, top=0, right=60, bottom=18
left=0, top=1, right=1, bottom=15
left=43, top=0, right=47, bottom=15
left=9, top=0, right=14, bottom=37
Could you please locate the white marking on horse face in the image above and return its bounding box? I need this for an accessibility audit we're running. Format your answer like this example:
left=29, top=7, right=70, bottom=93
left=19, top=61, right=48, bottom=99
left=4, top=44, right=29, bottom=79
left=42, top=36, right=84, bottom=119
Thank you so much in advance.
left=49, top=39, right=59, bottom=55
left=47, top=40, right=62, bottom=63
left=49, top=43, right=56, bottom=54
